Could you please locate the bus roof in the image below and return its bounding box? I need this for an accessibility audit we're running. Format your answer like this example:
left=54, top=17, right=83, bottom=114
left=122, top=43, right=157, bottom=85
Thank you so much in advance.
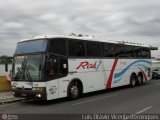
left=19, top=35, right=149, bottom=48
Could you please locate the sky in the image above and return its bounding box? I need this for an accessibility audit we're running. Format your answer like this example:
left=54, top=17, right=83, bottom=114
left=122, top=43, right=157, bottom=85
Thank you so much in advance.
left=0, top=0, right=160, bottom=57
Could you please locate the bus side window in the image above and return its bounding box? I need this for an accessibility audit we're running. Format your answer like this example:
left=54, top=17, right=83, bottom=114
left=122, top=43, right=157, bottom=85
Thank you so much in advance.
left=46, top=56, right=58, bottom=80
left=49, top=39, right=67, bottom=56
left=86, top=41, right=101, bottom=57
left=68, top=40, right=85, bottom=57
left=103, top=43, right=114, bottom=57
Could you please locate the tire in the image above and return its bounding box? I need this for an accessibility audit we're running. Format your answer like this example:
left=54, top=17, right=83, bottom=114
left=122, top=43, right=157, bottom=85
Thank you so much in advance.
left=137, top=74, right=143, bottom=86
left=68, top=81, right=80, bottom=100
left=130, top=74, right=137, bottom=87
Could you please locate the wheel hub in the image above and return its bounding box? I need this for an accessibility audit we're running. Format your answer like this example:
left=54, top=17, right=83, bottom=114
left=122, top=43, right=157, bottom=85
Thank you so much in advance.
left=71, top=86, right=79, bottom=98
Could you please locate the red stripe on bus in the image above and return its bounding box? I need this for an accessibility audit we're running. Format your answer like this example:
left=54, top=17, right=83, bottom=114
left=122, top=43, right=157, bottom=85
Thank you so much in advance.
left=139, top=68, right=147, bottom=81
left=106, top=58, right=118, bottom=89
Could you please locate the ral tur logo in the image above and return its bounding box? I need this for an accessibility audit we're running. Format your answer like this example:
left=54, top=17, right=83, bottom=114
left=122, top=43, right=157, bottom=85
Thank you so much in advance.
left=76, top=61, right=102, bottom=70
left=2, top=113, right=8, bottom=120
left=1, top=113, right=18, bottom=120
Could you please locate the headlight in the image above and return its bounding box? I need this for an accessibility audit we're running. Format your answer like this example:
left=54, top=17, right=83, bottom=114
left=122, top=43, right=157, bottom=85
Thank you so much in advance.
left=12, top=86, right=16, bottom=90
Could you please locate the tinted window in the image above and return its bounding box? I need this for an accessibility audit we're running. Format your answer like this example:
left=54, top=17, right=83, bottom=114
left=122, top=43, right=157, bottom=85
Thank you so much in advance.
left=124, top=46, right=136, bottom=57
left=103, top=43, right=123, bottom=57
left=123, top=46, right=151, bottom=58
left=146, top=48, right=151, bottom=58
left=102, top=43, right=115, bottom=57
left=49, top=39, right=67, bottom=56
left=45, top=56, right=58, bottom=80
left=86, top=42, right=101, bottom=57
left=142, top=47, right=151, bottom=58
left=115, top=45, right=125, bottom=57
left=45, top=56, right=68, bottom=80
left=68, top=39, right=85, bottom=57
left=132, top=47, right=150, bottom=58
left=136, top=47, right=143, bottom=57
left=111, top=44, right=119, bottom=57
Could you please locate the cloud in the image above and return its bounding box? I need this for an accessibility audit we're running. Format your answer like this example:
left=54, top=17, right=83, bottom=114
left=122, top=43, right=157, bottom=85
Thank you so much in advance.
left=3, top=22, right=25, bottom=29
left=0, top=0, right=160, bottom=57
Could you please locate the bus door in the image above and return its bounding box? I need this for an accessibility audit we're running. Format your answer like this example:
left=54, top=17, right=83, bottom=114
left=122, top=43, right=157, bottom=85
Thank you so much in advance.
left=45, top=55, right=68, bottom=100
left=57, top=57, right=68, bottom=98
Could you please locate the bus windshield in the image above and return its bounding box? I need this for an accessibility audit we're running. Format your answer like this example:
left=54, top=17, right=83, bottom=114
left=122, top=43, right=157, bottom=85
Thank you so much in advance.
left=12, top=54, right=45, bottom=82
left=15, top=39, right=47, bottom=54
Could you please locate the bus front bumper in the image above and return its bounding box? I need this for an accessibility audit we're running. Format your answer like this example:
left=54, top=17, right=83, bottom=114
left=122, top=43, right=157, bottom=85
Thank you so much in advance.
left=12, top=88, right=47, bottom=100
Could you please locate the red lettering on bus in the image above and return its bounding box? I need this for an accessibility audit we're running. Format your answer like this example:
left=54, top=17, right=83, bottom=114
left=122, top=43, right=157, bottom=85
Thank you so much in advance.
left=76, top=61, right=98, bottom=69
left=76, top=62, right=89, bottom=69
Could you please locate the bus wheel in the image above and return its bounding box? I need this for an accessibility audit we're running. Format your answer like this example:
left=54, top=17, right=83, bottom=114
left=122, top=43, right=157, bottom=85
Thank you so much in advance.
left=68, top=81, right=80, bottom=100
left=130, top=74, right=137, bottom=87
left=137, top=74, right=143, bottom=86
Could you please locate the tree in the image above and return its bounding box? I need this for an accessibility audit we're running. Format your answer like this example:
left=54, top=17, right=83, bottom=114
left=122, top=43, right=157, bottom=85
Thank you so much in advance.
left=0, top=55, right=12, bottom=64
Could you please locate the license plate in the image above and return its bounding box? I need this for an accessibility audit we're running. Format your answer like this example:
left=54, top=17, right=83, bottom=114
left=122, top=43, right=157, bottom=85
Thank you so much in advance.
left=21, top=93, right=27, bottom=97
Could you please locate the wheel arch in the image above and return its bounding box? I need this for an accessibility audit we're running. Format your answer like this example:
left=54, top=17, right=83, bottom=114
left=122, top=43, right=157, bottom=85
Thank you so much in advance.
left=67, top=78, right=83, bottom=97
left=138, top=72, right=143, bottom=80
left=130, top=72, right=137, bottom=79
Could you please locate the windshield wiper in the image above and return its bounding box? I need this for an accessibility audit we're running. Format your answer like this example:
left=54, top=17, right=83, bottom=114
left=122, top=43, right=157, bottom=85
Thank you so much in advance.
left=23, top=59, right=33, bottom=81
left=14, top=58, right=33, bottom=81
left=25, top=68, right=33, bottom=81
left=14, top=67, right=23, bottom=81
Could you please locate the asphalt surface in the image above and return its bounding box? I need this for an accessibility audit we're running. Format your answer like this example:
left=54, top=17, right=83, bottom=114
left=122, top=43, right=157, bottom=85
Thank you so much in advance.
left=0, top=79, right=160, bottom=115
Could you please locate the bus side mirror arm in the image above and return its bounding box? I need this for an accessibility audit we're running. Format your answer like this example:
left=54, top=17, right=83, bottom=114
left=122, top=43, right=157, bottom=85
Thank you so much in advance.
left=5, top=63, right=8, bottom=72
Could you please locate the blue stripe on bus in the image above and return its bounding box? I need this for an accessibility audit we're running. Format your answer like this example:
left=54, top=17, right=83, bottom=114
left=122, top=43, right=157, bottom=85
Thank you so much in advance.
left=134, top=64, right=149, bottom=68
left=114, top=60, right=151, bottom=79
left=113, top=75, right=124, bottom=84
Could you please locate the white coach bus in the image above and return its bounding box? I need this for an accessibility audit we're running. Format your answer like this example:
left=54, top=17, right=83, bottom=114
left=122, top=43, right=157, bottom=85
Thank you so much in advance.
left=10, top=35, right=151, bottom=100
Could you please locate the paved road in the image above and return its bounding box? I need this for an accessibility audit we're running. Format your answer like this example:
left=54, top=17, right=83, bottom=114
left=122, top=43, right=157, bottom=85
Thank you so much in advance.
left=0, top=79, right=160, bottom=114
